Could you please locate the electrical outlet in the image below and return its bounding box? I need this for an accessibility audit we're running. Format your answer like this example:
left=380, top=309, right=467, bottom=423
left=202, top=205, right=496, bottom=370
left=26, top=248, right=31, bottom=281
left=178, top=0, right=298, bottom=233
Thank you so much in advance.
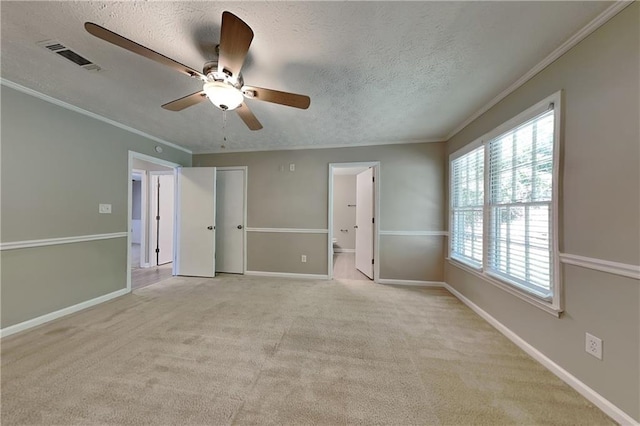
left=99, top=203, right=112, bottom=214
left=301, top=255, right=307, bottom=263
left=585, top=333, right=602, bottom=360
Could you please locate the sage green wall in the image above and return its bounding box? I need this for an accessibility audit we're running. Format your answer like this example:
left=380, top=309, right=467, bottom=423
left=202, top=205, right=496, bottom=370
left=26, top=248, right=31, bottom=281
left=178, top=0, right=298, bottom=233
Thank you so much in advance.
left=445, top=4, right=639, bottom=421
left=1, top=239, right=127, bottom=326
left=195, top=142, right=445, bottom=280
left=0, top=85, right=191, bottom=328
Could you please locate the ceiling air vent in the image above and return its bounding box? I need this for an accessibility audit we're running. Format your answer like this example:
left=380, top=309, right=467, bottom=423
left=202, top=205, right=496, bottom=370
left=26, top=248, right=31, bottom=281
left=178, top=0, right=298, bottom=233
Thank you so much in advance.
left=37, top=39, right=101, bottom=72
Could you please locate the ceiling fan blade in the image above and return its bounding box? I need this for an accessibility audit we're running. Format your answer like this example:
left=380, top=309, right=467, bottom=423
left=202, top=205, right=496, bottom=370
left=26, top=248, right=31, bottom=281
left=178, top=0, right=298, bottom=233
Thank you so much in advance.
left=85, top=22, right=204, bottom=79
left=242, top=86, right=310, bottom=109
left=162, top=91, right=207, bottom=111
left=217, top=12, right=254, bottom=79
left=236, top=102, right=263, bottom=130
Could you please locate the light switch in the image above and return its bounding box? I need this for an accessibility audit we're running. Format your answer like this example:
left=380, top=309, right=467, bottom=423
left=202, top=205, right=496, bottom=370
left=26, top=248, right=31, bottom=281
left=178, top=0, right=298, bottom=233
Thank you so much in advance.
left=289, top=163, right=295, bottom=172
left=99, top=203, right=112, bottom=214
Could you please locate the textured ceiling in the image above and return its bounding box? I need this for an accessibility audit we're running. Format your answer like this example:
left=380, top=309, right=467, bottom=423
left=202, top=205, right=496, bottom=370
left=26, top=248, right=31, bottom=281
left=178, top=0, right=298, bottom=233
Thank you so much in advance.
left=1, top=1, right=610, bottom=154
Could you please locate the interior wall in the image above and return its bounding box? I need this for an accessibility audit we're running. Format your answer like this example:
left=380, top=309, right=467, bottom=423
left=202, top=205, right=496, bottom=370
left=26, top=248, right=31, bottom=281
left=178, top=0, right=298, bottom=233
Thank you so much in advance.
left=332, top=175, right=356, bottom=251
left=195, top=142, right=445, bottom=281
left=445, top=4, right=639, bottom=421
left=0, top=84, right=191, bottom=329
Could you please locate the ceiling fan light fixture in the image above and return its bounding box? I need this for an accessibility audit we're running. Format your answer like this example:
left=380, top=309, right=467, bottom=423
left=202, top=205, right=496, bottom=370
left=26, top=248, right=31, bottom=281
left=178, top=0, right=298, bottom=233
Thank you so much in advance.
left=203, top=81, right=243, bottom=111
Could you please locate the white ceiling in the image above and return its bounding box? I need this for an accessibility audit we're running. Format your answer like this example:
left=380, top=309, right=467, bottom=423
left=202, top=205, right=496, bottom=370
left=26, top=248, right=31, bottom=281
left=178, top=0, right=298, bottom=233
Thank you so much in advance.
left=1, top=1, right=610, bottom=154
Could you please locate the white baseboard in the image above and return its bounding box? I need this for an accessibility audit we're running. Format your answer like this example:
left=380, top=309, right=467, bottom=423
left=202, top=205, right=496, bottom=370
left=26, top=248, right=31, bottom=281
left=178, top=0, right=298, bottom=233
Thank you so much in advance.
left=377, top=279, right=445, bottom=287
left=0, top=288, right=130, bottom=339
left=245, top=271, right=329, bottom=280
left=333, top=248, right=355, bottom=253
left=443, top=283, right=638, bottom=426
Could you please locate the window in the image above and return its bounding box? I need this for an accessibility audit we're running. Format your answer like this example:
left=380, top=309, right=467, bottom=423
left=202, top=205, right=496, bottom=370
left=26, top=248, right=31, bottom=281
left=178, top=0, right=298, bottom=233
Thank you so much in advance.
left=486, top=109, right=555, bottom=299
left=449, top=92, right=560, bottom=311
left=450, top=145, right=484, bottom=268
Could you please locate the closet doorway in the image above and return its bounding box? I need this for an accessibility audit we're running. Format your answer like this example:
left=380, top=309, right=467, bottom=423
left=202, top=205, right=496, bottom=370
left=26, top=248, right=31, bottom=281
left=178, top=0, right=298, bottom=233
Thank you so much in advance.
left=328, top=162, right=380, bottom=281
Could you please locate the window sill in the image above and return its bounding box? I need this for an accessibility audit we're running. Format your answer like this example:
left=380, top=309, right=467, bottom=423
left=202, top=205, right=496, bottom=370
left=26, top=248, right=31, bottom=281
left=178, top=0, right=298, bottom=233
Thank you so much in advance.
left=447, top=258, right=562, bottom=317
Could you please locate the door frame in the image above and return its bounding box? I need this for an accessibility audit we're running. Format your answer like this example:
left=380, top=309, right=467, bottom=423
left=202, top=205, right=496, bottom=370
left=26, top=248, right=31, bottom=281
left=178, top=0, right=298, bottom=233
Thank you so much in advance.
left=127, top=151, right=180, bottom=292
left=216, top=166, right=248, bottom=274
left=328, top=162, right=380, bottom=281
left=148, top=171, right=175, bottom=267
left=131, top=169, right=146, bottom=268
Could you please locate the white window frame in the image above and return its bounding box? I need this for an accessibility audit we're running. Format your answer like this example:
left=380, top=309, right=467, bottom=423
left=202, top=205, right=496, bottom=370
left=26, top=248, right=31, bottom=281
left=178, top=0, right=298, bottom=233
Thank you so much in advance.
left=449, top=140, right=484, bottom=269
left=448, top=91, right=562, bottom=315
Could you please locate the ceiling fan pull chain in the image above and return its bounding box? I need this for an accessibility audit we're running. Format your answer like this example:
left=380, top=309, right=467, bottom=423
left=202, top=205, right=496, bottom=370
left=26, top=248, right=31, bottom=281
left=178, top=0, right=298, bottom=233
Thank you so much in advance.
left=221, top=110, right=228, bottom=148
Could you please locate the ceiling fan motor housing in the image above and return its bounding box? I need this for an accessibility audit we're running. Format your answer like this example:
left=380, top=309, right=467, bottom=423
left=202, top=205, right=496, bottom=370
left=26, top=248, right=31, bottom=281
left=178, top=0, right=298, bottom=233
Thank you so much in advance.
left=201, top=61, right=246, bottom=110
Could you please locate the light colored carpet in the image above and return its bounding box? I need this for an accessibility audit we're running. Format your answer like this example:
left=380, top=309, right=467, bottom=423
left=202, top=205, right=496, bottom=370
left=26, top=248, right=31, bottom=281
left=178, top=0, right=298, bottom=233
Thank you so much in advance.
left=1, top=275, right=612, bottom=425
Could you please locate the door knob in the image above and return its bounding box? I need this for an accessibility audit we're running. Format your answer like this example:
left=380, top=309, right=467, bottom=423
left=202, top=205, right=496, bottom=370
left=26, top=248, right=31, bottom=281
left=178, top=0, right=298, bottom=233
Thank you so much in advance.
left=207, top=226, right=214, bottom=230
left=237, top=225, right=243, bottom=230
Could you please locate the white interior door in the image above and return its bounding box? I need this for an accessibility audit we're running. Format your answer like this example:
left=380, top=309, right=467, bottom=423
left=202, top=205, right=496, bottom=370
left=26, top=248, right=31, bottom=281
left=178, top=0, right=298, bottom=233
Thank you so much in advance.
left=355, top=168, right=374, bottom=279
left=156, top=174, right=174, bottom=265
left=176, top=167, right=216, bottom=277
left=216, top=169, right=245, bottom=274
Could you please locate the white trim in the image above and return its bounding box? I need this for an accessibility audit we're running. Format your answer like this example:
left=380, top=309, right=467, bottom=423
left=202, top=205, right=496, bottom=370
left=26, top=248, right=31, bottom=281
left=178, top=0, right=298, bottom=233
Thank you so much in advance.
left=448, top=259, right=561, bottom=317
left=216, top=166, right=249, bottom=274
left=132, top=168, right=147, bottom=268
left=246, top=227, right=329, bottom=234
left=1, top=79, right=192, bottom=154
left=333, top=248, right=355, bottom=253
left=194, top=138, right=445, bottom=155
left=0, top=232, right=127, bottom=251
left=328, top=162, right=381, bottom=281
left=0, top=288, right=129, bottom=338
left=379, top=230, right=448, bottom=237
left=445, top=1, right=633, bottom=140
left=443, top=283, right=638, bottom=426
left=245, top=271, right=329, bottom=280
left=377, top=279, right=445, bottom=287
left=560, top=253, right=640, bottom=281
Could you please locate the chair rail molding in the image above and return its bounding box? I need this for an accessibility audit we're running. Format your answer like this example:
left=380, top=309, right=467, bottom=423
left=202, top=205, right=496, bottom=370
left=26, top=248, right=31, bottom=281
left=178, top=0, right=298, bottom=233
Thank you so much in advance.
left=559, top=253, right=640, bottom=280
left=0, top=232, right=128, bottom=251
left=379, top=230, right=448, bottom=236
left=245, top=227, right=328, bottom=234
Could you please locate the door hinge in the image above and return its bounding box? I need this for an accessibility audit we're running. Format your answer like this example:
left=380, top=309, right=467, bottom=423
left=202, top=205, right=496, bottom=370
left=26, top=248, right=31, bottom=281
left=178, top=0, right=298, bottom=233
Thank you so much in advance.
left=156, top=215, right=160, bottom=220
left=155, top=248, right=160, bottom=253
left=372, top=217, right=375, bottom=224
left=371, top=258, right=374, bottom=264
left=372, top=176, right=375, bottom=182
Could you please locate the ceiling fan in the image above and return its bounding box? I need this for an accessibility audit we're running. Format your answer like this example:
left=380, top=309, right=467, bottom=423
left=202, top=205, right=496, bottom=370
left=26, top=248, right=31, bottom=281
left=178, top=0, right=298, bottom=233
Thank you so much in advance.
left=85, top=11, right=310, bottom=131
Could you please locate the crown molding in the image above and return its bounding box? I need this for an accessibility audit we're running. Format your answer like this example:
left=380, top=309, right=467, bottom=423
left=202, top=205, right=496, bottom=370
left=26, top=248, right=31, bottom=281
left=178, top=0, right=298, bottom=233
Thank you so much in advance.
left=192, top=137, right=447, bottom=155
left=445, top=0, right=634, bottom=141
left=0, top=79, right=192, bottom=154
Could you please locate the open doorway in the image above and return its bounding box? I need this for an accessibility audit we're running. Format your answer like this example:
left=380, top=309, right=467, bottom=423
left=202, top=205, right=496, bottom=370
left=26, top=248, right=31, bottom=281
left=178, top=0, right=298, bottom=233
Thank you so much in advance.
left=328, top=162, right=380, bottom=281
left=127, top=151, right=180, bottom=291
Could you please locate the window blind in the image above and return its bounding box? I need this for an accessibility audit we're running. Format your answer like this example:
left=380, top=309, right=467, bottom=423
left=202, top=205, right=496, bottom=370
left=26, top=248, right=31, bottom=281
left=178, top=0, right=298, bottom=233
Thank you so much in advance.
left=486, top=109, right=554, bottom=297
left=450, top=145, right=484, bottom=268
